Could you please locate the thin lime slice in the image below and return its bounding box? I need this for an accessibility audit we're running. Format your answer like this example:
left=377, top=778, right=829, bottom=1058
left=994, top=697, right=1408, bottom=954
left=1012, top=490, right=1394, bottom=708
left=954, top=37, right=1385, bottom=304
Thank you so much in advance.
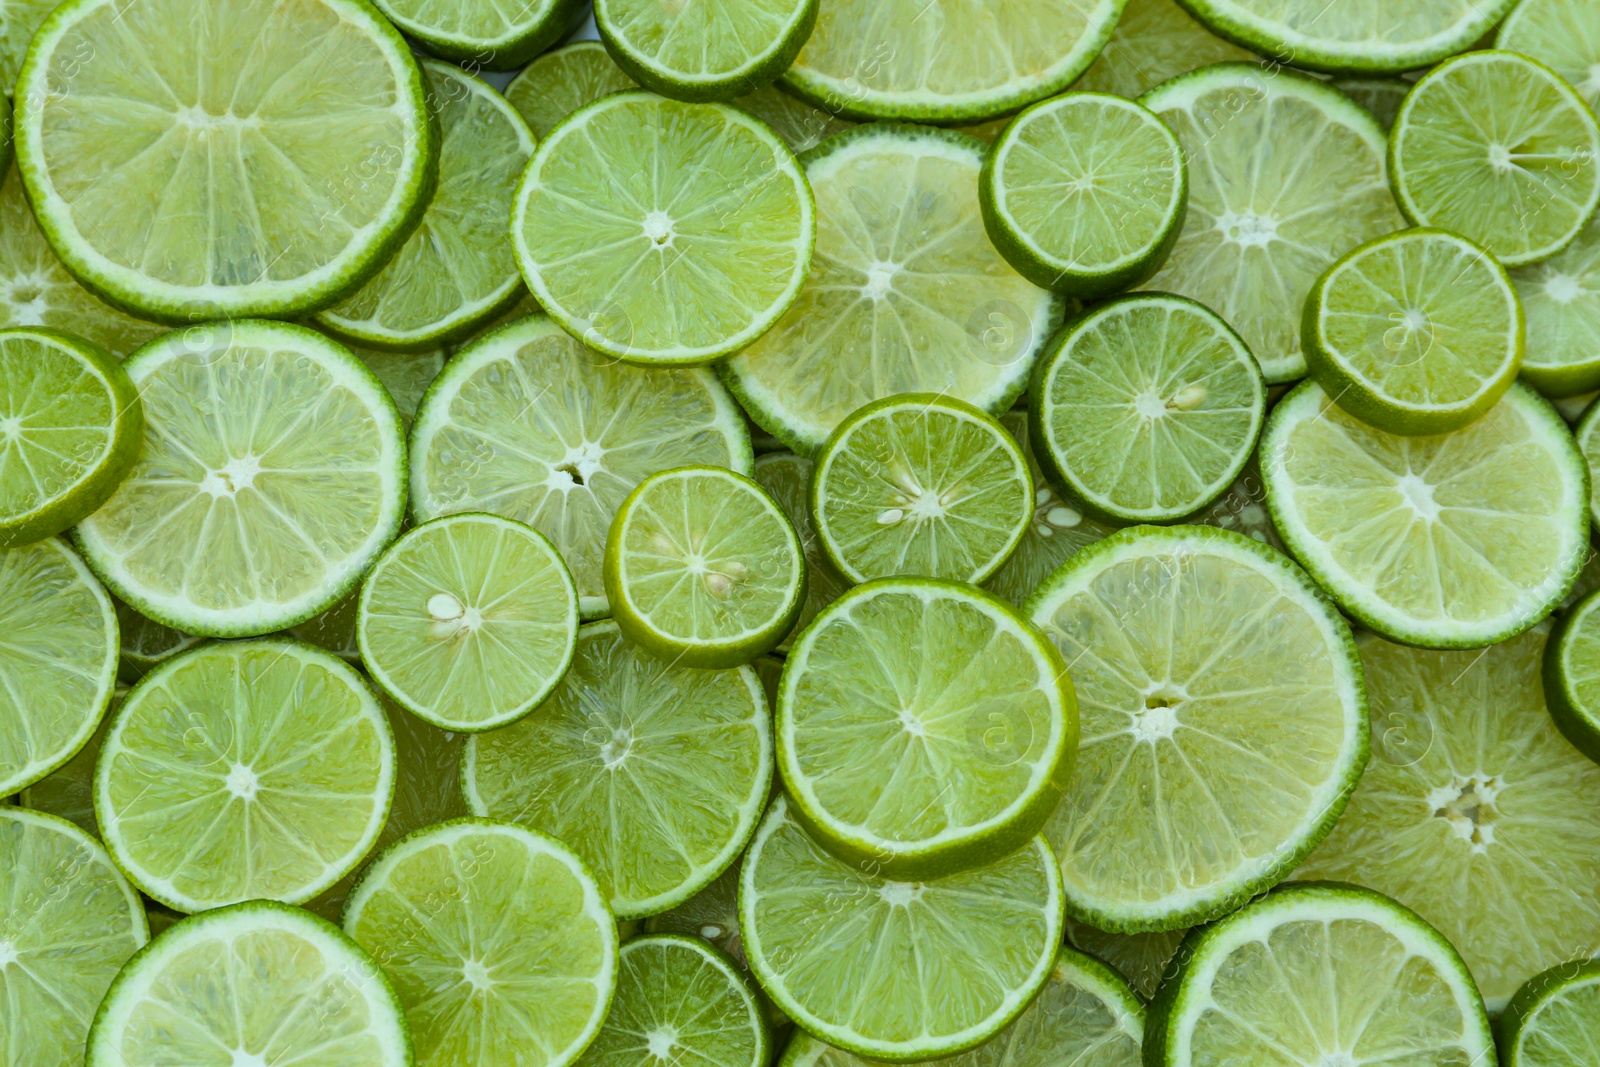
left=1331, top=75, right=1412, bottom=132
left=811, top=394, right=1032, bottom=585
left=0, top=536, right=117, bottom=797
left=1064, top=917, right=1185, bottom=1000
left=1262, top=381, right=1589, bottom=648
left=410, top=314, right=752, bottom=620
left=778, top=578, right=1074, bottom=879
left=982, top=93, right=1187, bottom=297
left=1391, top=51, right=1600, bottom=268
left=505, top=41, right=637, bottom=140
left=513, top=91, right=814, bottom=365
left=1304, top=228, right=1524, bottom=435
left=1498, top=959, right=1600, bottom=1066
left=1145, top=883, right=1493, bottom=1066
left=0, top=0, right=54, bottom=91
left=344, top=819, right=617, bottom=1067
left=1072, top=0, right=1257, bottom=98
left=463, top=621, right=770, bottom=919
left=74, top=321, right=408, bottom=638
left=14, top=0, right=438, bottom=323
left=0, top=808, right=146, bottom=1067
left=1296, top=627, right=1600, bottom=1011
left=780, top=0, right=1126, bottom=123
left=595, top=0, right=816, bottom=102
left=1140, top=64, right=1403, bottom=383
left=751, top=452, right=850, bottom=651
left=605, top=466, right=804, bottom=668
left=1513, top=217, right=1600, bottom=398
left=721, top=125, right=1064, bottom=454
left=739, top=796, right=1064, bottom=1061
left=352, top=345, right=446, bottom=430
left=1544, top=587, right=1600, bottom=763
left=88, top=900, right=409, bottom=1067
left=1497, top=0, right=1600, bottom=113
left=373, top=0, right=581, bottom=69
left=96, top=639, right=395, bottom=913
left=1028, top=525, right=1368, bottom=932
left=360, top=512, right=579, bottom=731
left=114, top=598, right=200, bottom=682
left=19, top=688, right=123, bottom=835
left=732, top=85, right=855, bottom=154
left=1032, top=294, right=1265, bottom=524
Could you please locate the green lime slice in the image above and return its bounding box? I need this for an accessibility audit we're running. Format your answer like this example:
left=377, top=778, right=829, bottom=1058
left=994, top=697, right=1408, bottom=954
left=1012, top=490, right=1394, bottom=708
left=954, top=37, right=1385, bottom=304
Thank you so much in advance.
left=1064, top=917, right=1185, bottom=1000
left=0, top=536, right=117, bottom=797
left=1262, top=380, right=1589, bottom=648
left=351, top=345, right=446, bottom=430
left=463, top=620, right=771, bottom=919
left=1032, top=294, right=1265, bottom=524
left=343, top=818, right=617, bottom=1067
left=88, top=900, right=409, bottom=1067
left=811, top=394, right=1032, bottom=585
left=739, top=796, right=1064, bottom=1060
left=780, top=0, right=1126, bottom=123
left=14, top=0, right=438, bottom=324
left=513, top=91, right=814, bottom=365
left=410, top=314, right=752, bottom=620
left=1140, top=64, right=1403, bottom=383
left=1071, top=0, right=1258, bottom=98
left=19, top=687, right=123, bottom=835
left=1331, top=75, right=1412, bottom=132
left=1513, top=216, right=1600, bottom=398
left=1028, top=525, right=1368, bottom=932
left=0, top=807, right=146, bottom=1067
left=505, top=41, right=638, bottom=140
left=1296, top=627, right=1600, bottom=1011
left=1498, top=959, right=1600, bottom=1066
left=96, top=639, right=395, bottom=913
left=372, top=0, right=582, bottom=69
left=1391, top=51, right=1600, bottom=269
left=1497, top=0, right=1600, bottom=113
left=360, top=512, right=579, bottom=731
left=982, top=93, right=1187, bottom=297
left=751, top=452, right=849, bottom=651
left=732, top=84, right=855, bottom=154
left=114, top=598, right=200, bottom=682
left=74, top=321, right=408, bottom=638
left=1145, top=882, right=1493, bottom=1066
left=595, top=0, right=817, bottom=102
left=1304, top=228, right=1524, bottom=435
left=0, top=0, right=54, bottom=91
left=605, top=466, right=804, bottom=668
left=721, top=124, right=1064, bottom=455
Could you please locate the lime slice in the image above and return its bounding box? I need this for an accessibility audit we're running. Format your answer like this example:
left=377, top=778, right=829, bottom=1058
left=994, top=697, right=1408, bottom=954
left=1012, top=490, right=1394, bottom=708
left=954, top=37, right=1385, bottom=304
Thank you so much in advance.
left=96, top=639, right=395, bottom=913
left=1540, top=585, right=1600, bottom=763
left=778, top=578, right=1074, bottom=878
left=1497, top=0, right=1600, bottom=113
left=0, top=0, right=54, bottom=91
left=14, top=0, right=438, bottom=323
left=1145, top=882, right=1493, bottom=1066
left=411, top=314, right=752, bottom=620
left=1304, top=228, right=1524, bottom=435
left=360, top=512, right=579, bottom=731
left=1032, top=294, right=1265, bottom=525
left=352, top=345, right=446, bottom=430
left=18, top=688, right=122, bottom=835
left=982, top=93, right=1186, bottom=297
left=74, top=320, right=408, bottom=638
left=780, top=0, right=1125, bottom=123
left=1391, top=51, right=1600, bottom=269
left=88, top=900, right=409, bottom=1067
left=605, top=466, right=804, bottom=668
left=512, top=91, right=814, bottom=365
left=372, top=0, right=582, bottom=69
left=1262, top=380, right=1589, bottom=648
left=463, top=620, right=770, bottom=919
left=505, top=41, right=637, bottom=140
left=0, top=807, right=146, bottom=1067
left=1028, top=525, right=1368, bottom=932
left=732, top=85, right=855, bottom=154
left=739, top=795, right=1064, bottom=1060
left=1140, top=64, right=1403, bottom=383
left=0, top=536, right=117, bottom=797
left=751, top=452, right=849, bottom=651
left=595, top=0, right=817, bottom=102
left=723, top=125, right=1064, bottom=454
left=115, top=598, right=201, bottom=682
left=1512, top=217, right=1600, bottom=398
left=1498, top=959, right=1600, bottom=1066
left=1064, top=917, right=1185, bottom=1000
left=1331, top=75, right=1412, bottom=131
left=343, top=819, right=617, bottom=1067
left=1296, top=627, right=1600, bottom=1011
left=811, top=394, right=1032, bottom=585
left=1071, top=0, right=1257, bottom=99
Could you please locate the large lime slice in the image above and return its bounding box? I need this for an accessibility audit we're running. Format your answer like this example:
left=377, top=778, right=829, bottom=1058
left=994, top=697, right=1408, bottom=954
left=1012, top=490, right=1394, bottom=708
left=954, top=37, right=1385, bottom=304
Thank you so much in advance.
left=1498, top=959, right=1600, bottom=1067
left=1497, top=0, right=1600, bottom=113
left=372, top=0, right=582, bottom=69
left=1071, top=0, right=1257, bottom=99
left=505, top=41, right=637, bottom=140
left=751, top=452, right=849, bottom=651
left=1512, top=216, right=1600, bottom=398
left=595, top=0, right=816, bottom=102
left=14, top=0, right=438, bottom=323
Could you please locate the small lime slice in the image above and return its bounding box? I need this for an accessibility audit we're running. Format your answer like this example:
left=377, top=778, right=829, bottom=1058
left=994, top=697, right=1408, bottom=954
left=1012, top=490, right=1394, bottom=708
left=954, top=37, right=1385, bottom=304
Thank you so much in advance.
left=463, top=620, right=771, bottom=919
left=751, top=452, right=850, bottom=651
left=1304, top=228, right=1524, bottom=435
left=739, top=796, right=1064, bottom=1061
left=505, top=41, right=637, bottom=140
left=344, top=818, right=617, bottom=1067
left=410, top=314, right=752, bottom=620
left=1497, top=0, right=1600, bottom=114
left=1145, top=883, right=1494, bottom=1066
left=360, top=512, right=579, bottom=731
left=595, top=0, right=816, bottom=102
left=1028, top=525, right=1368, bottom=932
left=1064, top=917, right=1185, bottom=1000
left=1071, top=0, right=1258, bottom=99
left=96, top=639, right=395, bottom=913
left=732, top=85, right=855, bottom=154
left=19, top=687, right=123, bottom=836
left=1331, top=75, right=1412, bottom=131
left=811, top=394, right=1032, bottom=585
left=373, top=0, right=582, bottom=69
left=1262, top=381, right=1589, bottom=648
left=1391, top=51, right=1600, bottom=268
left=1512, top=216, right=1600, bottom=398
left=114, top=598, right=201, bottom=682
left=1498, top=959, right=1600, bottom=1066
left=88, top=900, right=409, bottom=1067
left=0, top=808, right=146, bottom=1067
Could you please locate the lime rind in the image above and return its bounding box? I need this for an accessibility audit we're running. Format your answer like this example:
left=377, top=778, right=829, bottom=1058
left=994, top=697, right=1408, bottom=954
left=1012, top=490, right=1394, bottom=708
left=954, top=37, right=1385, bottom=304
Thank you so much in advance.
left=373, top=0, right=585, bottom=70
left=595, top=0, right=818, bottom=102
left=1497, top=958, right=1600, bottom=1066
left=1496, top=0, right=1600, bottom=114
left=1544, top=585, right=1600, bottom=763
left=1575, top=396, right=1600, bottom=532
left=1513, top=216, right=1600, bottom=399
left=1070, top=0, right=1260, bottom=100
left=751, top=452, right=851, bottom=651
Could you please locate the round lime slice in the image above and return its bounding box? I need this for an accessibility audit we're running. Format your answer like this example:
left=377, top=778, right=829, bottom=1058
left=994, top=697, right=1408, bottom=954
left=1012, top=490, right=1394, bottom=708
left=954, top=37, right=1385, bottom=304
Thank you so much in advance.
left=14, top=0, right=438, bottom=323
left=372, top=0, right=582, bottom=69
left=504, top=41, right=637, bottom=140
left=1512, top=216, right=1600, bottom=398
left=409, top=314, right=752, bottom=620
left=1071, top=0, right=1258, bottom=99
left=1064, top=917, right=1185, bottom=1000
left=1391, top=50, right=1600, bottom=268
left=18, top=687, right=122, bottom=835
left=1497, top=0, right=1600, bottom=114
left=96, top=639, right=395, bottom=913
left=114, top=598, right=200, bottom=682
left=595, top=0, right=816, bottom=102
left=1498, top=958, right=1600, bottom=1066
left=751, top=452, right=850, bottom=651
left=732, top=84, right=855, bottom=154
left=1262, top=380, right=1589, bottom=648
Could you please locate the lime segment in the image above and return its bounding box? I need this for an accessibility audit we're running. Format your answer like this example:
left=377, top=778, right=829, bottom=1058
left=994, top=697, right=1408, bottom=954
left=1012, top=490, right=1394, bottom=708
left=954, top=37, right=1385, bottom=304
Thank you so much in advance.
left=1498, top=959, right=1600, bottom=1067
left=594, top=0, right=816, bottom=101
left=1071, top=0, right=1257, bottom=98
left=751, top=452, right=850, bottom=650
left=373, top=0, right=582, bottom=69
left=1512, top=216, right=1600, bottom=398
left=1497, top=0, right=1600, bottom=113
left=505, top=41, right=637, bottom=139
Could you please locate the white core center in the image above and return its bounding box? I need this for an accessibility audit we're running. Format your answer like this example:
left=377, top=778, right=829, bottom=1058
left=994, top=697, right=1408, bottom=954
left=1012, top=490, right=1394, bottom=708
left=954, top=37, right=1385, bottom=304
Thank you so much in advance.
left=229, top=1050, right=268, bottom=1067
left=646, top=1027, right=679, bottom=1060
left=642, top=211, right=676, bottom=247
left=0, top=417, right=22, bottom=440
left=552, top=441, right=605, bottom=490
left=1487, top=143, right=1514, bottom=172
left=1320, top=1054, right=1357, bottom=1067
left=863, top=261, right=900, bottom=301
left=598, top=727, right=633, bottom=769
left=878, top=881, right=924, bottom=907
left=0, top=941, right=16, bottom=967
left=1134, top=391, right=1169, bottom=419
left=201, top=455, right=261, bottom=498
left=1217, top=211, right=1279, bottom=248
left=1133, top=686, right=1185, bottom=742
left=1545, top=274, right=1584, bottom=304
left=1396, top=474, right=1440, bottom=522
left=6, top=277, right=48, bottom=325
left=225, top=762, right=259, bottom=801
left=462, top=959, right=493, bottom=991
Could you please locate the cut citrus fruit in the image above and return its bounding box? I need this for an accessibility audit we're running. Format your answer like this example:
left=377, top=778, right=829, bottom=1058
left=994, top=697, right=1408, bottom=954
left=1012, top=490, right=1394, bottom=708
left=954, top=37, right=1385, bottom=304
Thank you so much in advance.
left=0, top=0, right=54, bottom=91
left=1497, top=0, right=1600, bottom=113
left=595, top=0, right=816, bottom=101
left=1064, top=917, right=1185, bottom=1000
left=114, top=598, right=200, bottom=682
left=372, top=0, right=583, bottom=69
left=1513, top=217, right=1600, bottom=398
left=1071, top=0, right=1257, bottom=99
left=1498, top=958, right=1600, bottom=1067
left=505, top=41, right=637, bottom=140
left=733, top=85, right=855, bottom=154
left=640, top=863, right=788, bottom=1022
left=751, top=452, right=850, bottom=651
